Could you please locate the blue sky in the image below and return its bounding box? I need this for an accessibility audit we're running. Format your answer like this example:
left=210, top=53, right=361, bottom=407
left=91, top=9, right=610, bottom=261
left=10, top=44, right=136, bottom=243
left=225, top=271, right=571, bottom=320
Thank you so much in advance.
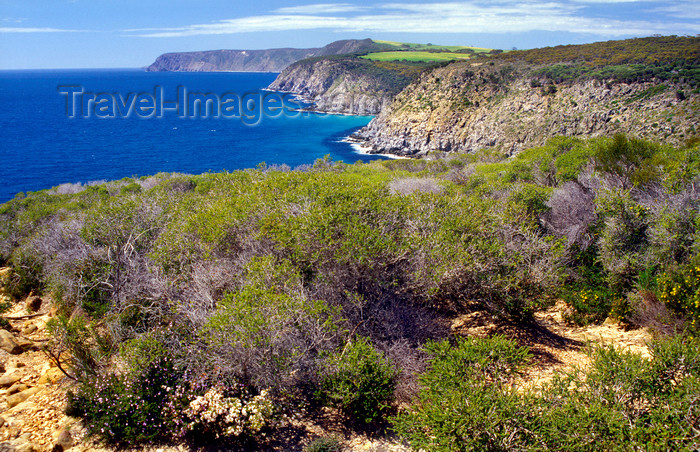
left=1, top=0, right=698, bottom=69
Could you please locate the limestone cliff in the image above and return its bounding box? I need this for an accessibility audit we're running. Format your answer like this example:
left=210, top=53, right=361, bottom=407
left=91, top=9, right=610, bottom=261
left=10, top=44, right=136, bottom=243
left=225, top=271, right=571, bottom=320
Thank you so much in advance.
left=353, top=37, right=700, bottom=156
left=146, top=39, right=381, bottom=72
left=268, top=56, right=431, bottom=115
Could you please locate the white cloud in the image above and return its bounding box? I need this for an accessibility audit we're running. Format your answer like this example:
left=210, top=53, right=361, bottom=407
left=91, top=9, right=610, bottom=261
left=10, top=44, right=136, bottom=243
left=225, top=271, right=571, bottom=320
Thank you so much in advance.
left=647, top=1, right=700, bottom=20
left=274, top=3, right=369, bottom=14
left=0, top=27, right=82, bottom=33
left=1, top=18, right=27, bottom=24
left=138, top=15, right=348, bottom=37
left=131, top=1, right=700, bottom=38
left=571, top=0, right=653, bottom=3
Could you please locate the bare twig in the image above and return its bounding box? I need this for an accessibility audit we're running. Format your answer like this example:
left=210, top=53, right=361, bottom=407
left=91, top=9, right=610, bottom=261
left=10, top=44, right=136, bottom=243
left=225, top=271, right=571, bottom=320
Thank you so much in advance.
left=4, top=312, right=46, bottom=320
left=42, top=349, right=78, bottom=381
left=339, top=320, right=366, bottom=360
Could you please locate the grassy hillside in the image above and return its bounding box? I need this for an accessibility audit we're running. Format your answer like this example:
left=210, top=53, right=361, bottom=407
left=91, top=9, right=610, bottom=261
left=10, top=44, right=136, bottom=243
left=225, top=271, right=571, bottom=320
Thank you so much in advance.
left=1, top=134, right=699, bottom=449
left=372, top=39, right=492, bottom=53
left=362, top=40, right=493, bottom=63
left=362, top=50, right=473, bottom=62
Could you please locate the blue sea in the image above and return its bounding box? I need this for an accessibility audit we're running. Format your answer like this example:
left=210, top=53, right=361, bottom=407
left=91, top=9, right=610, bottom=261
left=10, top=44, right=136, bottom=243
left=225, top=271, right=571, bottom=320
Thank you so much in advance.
left=0, top=69, right=385, bottom=203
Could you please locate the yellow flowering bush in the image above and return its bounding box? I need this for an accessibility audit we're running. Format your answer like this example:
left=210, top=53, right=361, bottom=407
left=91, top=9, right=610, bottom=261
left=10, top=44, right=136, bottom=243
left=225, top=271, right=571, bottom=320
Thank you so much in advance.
left=658, top=261, right=700, bottom=329
left=564, top=286, right=619, bottom=325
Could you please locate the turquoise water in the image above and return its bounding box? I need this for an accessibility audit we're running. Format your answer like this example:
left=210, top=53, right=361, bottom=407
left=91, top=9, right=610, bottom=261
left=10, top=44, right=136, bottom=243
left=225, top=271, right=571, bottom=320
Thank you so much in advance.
left=0, top=69, right=384, bottom=202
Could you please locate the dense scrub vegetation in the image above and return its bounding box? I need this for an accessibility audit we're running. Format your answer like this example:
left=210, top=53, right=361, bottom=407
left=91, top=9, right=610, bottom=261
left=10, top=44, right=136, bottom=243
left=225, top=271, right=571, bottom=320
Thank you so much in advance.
left=498, top=36, right=699, bottom=68
left=1, top=134, right=699, bottom=448
left=494, top=36, right=700, bottom=86
left=394, top=334, right=700, bottom=450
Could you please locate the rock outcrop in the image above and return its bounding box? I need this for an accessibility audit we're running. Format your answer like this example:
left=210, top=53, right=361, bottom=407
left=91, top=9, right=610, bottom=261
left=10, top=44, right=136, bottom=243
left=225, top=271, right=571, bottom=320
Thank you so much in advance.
left=146, top=38, right=382, bottom=72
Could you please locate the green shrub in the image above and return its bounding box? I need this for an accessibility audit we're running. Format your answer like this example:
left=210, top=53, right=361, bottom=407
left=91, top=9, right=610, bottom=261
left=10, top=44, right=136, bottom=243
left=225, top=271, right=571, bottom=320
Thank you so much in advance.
left=647, top=205, right=700, bottom=267
left=509, top=183, right=552, bottom=215
left=318, top=337, right=397, bottom=424
left=6, top=251, right=44, bottom=299
left=66, top=356, right=182, bottom=444
left=46, top=313, right=111, bottom=379
left=534, top=336, right=700, bottom=450
left=396, top=334, right=700, bottom=451
left=657, top=257, right=700, bottom=330
left=593, top=134, right=661, bottom=188
left=304, top=436, right=343, bottom=452
left=203, top=257, right=342, bottom=393
left=392, top=335, right=531, bottom=450
left=596, top=190, right=650, bottom=289
left=120, top=182, right=141, bottom=194
left=563, top=286, right=624, bottom=325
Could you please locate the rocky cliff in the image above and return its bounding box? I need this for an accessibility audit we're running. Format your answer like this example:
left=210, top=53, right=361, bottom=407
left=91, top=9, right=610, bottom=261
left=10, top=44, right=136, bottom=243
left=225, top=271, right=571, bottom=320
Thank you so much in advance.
left=268, top=56, right=434, bottom=115
left=146, top=39, right=382, bottom=72
left=352, top=36, right=700, bottom=156
left=354, top=64, right=698, bottom=156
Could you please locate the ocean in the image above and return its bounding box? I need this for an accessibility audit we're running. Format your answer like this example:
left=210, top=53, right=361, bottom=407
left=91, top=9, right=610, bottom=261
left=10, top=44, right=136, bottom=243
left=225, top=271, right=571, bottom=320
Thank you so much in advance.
left=0, top=69, right=385, bottom=203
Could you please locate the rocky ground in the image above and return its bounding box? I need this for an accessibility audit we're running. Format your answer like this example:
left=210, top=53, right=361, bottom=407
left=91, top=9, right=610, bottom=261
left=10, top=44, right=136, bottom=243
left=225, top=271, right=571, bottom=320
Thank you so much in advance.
left=0, top=267, right=653, bottom=451
left=0, top=268, right=75, bottom=452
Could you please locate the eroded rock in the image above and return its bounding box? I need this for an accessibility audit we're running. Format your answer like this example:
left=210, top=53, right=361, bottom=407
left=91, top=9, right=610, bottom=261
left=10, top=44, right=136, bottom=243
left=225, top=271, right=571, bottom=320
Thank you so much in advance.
left=25, top=297, right=42, bottom=313
left=0, top=375, right=20, bottom=388
left=13, top=338, right=33, bottom=353
left=21, top=325, right=36, bottom=336
left=37, top=368, right=64, bottom=385
left=6, top=383, right=28, bottom=396
left=0, top=330, right=24, bottom=355
left=6, top=386, right=42, bottom=409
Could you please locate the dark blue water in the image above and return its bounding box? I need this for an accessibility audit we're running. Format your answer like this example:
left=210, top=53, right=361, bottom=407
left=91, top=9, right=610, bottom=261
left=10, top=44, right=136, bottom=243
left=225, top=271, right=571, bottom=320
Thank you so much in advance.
left=0, top=69, right=384, bottom=203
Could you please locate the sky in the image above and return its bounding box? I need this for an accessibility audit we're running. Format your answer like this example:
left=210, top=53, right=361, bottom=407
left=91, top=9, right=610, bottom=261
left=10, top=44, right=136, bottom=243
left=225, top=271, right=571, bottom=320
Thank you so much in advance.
left=0, top=0, right=698, bottom=69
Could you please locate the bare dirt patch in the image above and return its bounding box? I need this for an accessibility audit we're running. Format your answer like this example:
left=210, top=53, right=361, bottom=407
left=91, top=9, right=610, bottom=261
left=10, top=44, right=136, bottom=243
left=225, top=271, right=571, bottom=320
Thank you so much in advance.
left=451, top=300, right=653, bottom=389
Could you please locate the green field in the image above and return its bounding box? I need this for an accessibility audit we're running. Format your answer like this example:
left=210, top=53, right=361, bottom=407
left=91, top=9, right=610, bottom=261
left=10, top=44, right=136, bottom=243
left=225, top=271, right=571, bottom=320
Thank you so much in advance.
left=362, top=51, right=474, bottom=62
left=373, top=39, right=492, bottom=53
left=363, top=40, right=493, bottom=62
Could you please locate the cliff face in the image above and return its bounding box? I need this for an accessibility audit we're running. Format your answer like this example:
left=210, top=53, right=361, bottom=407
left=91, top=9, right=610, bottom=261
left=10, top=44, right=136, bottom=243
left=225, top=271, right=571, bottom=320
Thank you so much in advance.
left=147, top=49, right=314, bottom=72
left=354, top=60, right=699, bottom=156
left=146, top=39, right=380, bottom=72
left=268, top=57, right=425, bottom=115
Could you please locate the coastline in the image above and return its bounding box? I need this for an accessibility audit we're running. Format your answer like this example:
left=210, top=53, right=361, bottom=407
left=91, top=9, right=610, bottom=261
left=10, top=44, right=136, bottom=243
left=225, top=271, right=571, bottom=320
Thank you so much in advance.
left=341, top=137, right=410, bottom=160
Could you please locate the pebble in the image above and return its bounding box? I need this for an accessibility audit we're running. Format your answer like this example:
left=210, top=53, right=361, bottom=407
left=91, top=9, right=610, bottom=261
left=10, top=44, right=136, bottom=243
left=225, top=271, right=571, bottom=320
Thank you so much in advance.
left=54, top=429, right=73, bottom=450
